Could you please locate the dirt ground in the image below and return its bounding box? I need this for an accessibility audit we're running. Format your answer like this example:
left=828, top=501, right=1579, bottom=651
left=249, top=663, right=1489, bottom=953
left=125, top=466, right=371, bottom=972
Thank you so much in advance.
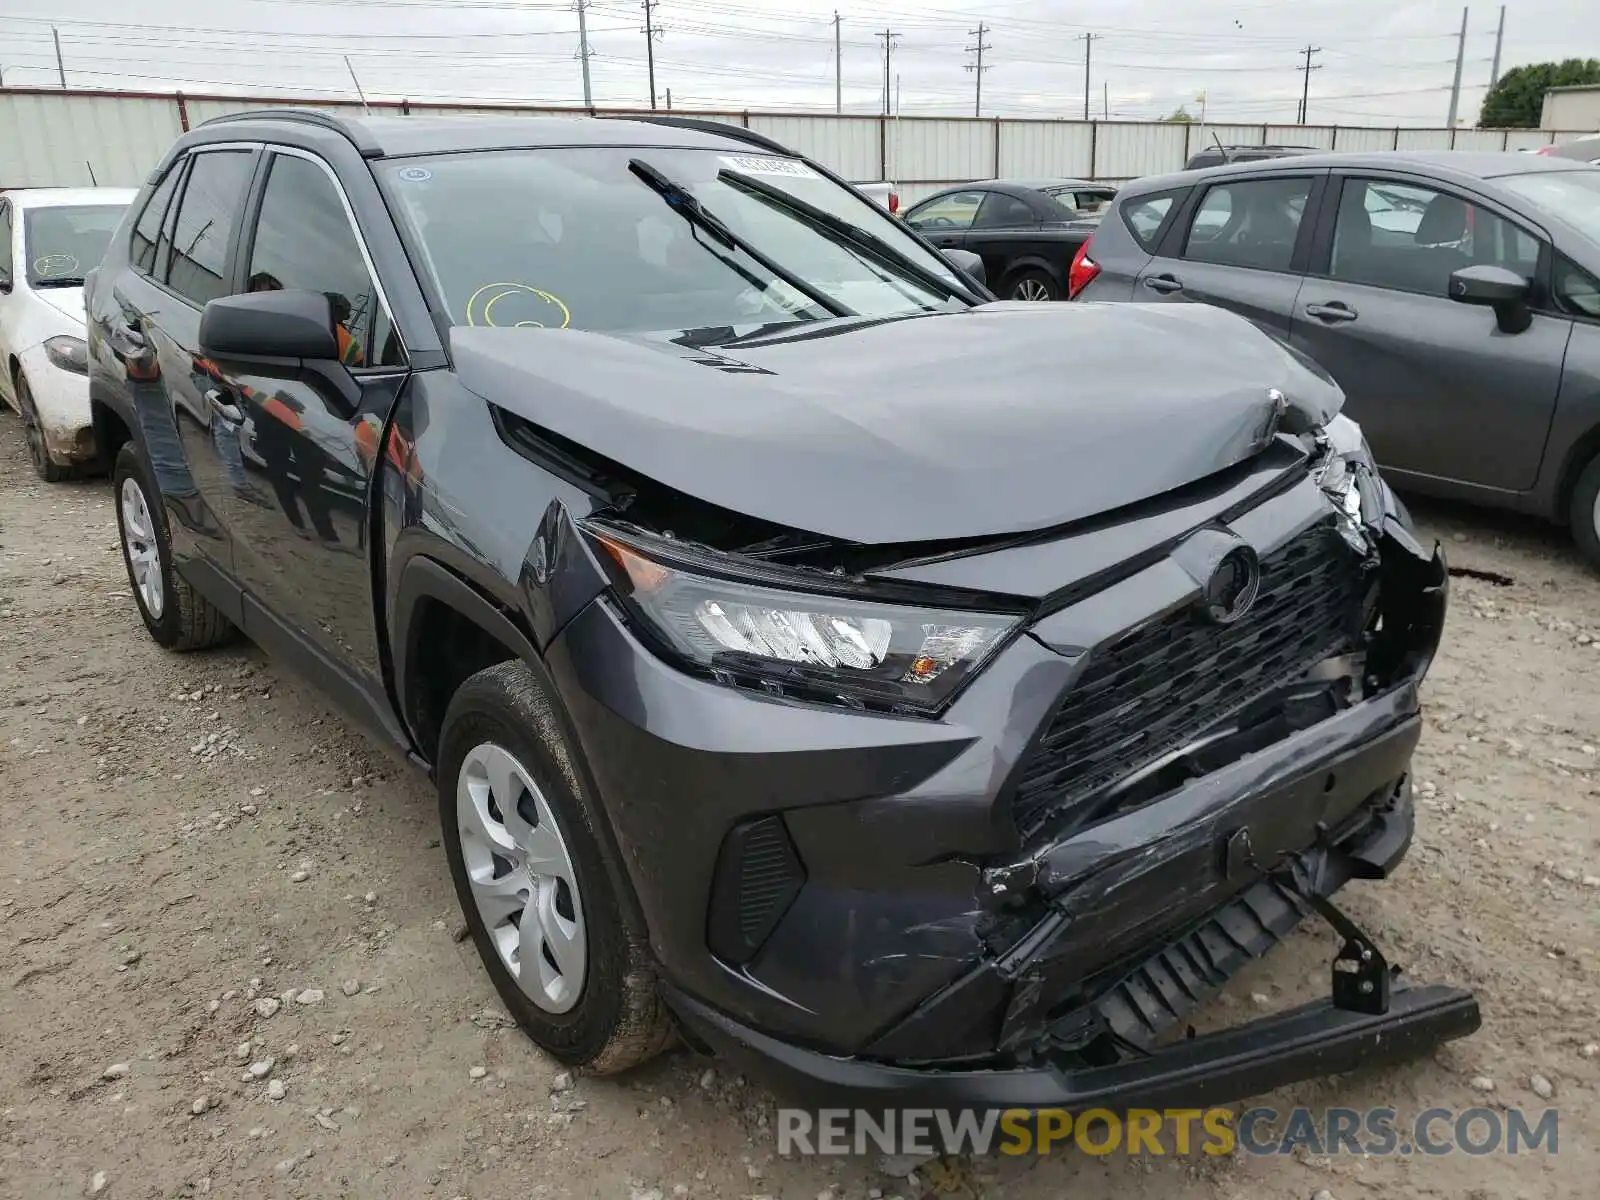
left=1, top=413, right=1596, bottom=1200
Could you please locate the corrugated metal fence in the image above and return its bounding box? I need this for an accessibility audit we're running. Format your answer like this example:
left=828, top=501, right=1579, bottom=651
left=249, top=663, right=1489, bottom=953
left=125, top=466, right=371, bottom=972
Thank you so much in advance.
left=1, top=87, right=1589, bottom=201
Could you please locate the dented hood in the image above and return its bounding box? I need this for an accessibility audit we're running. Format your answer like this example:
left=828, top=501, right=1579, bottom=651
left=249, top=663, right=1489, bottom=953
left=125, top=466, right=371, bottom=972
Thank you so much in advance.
left=452, top=301, right=1343, bottom=544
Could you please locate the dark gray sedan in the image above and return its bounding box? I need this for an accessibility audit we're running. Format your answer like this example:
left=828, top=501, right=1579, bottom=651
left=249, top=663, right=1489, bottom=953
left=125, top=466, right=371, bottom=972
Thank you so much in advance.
left=1075, top=151, right=1600, bottom=563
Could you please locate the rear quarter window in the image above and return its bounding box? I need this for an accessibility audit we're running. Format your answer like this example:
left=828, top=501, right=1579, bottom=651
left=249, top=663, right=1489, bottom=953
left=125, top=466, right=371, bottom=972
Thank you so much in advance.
left=1119, top=189, right=1183, bottom=251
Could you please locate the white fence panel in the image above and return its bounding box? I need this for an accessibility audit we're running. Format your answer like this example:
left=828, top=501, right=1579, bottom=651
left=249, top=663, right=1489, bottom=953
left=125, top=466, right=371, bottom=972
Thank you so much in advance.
left=747, top=115, right=879, bottom=180
left=1188, top=123, right=1266, bottom=158
left=1395, top=128, right=1454, bottom=151
left=1503, top=128, right=1558, bottom=150
left=886, top=119, right=992, bottom=184
left=1094, top=122, right=1186, bottom=179
left=1267, top=124, right=1334, bottom=149
left=998, top=121, right=1094, bottom=179
left=0, top=92, right=181, bottom=187
left=1332, top=126, right=1398, bottom=152
left=1451, top=129, right=1509, bottom=151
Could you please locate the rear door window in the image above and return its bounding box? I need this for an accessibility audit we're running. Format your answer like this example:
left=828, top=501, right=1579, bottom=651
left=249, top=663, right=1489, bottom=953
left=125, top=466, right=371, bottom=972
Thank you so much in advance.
left=973, top=192, right=1037, bottom=229
left=1119, top=190, right=1181, bottom=251
left=131, top=163, right=183, bottom=277
left=1182, top=176, right=1314, bottom=273
left=164, top=149, right=256, bottom=306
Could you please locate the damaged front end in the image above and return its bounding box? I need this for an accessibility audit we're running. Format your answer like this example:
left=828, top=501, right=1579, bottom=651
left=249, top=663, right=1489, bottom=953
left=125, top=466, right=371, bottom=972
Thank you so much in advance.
left=532, top=400, right=1473, bottom=1111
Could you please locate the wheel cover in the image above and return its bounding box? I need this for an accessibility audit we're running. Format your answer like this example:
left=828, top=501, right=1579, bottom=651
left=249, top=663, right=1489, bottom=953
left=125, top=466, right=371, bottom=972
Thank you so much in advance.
left=119, top=477, right=165, bottom=619
left=1014, top=277, right=1051, bottom=301
left=457, top=742, right=587, bottom=1013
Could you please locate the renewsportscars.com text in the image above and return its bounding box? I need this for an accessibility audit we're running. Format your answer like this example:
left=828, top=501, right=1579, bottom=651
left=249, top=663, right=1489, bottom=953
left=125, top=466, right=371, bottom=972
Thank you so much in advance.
left=777, top=1106, right=1560, bottom=1158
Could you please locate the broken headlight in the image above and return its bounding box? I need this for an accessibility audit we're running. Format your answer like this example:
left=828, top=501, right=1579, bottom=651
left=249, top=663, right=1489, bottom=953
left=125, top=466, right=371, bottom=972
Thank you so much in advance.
left=591, top=530, right=1020, bottom=714
left=1319, top=415, right=1387, bottom=548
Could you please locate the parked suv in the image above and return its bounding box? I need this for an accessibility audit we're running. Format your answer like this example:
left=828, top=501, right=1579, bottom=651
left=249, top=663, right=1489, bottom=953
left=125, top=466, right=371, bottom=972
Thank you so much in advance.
left=1075, top=152, right=1600, bottom=565
left=86, top=110, right=1476, bottom=1109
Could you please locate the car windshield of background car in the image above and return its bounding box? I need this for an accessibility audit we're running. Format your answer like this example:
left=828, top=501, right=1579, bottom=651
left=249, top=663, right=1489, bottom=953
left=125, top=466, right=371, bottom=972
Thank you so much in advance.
left=380, top=147, right=960, bottom=335
left=22, top=205, right=127, bottom=287
left=1499, top=170, right=1600, bottom=244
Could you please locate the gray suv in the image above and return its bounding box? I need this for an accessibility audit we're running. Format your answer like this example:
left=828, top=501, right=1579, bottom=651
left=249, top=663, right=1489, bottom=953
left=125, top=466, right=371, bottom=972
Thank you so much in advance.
left=1074, top=152, right=1600, bottom=564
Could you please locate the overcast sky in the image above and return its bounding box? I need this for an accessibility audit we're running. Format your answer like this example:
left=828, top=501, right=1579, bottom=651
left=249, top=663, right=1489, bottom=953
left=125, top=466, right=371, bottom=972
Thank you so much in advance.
left=0, top=0, right=1593, bottom=126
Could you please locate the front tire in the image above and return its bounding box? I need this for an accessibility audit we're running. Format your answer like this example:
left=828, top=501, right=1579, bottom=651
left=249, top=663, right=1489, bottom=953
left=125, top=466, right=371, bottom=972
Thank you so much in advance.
left=1569, top=453, right=1600, bottom=571
left=438, top=660, right=672, bottom=1074
left=15, top=371, right=70, bottom=483
left=1005, top=267, right=1061, bottom=302
left=112, top=443, right=235, bottom=650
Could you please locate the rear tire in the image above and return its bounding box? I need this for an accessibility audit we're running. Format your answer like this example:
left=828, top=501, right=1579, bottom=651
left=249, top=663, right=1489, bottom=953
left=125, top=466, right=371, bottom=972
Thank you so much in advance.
left=112, top=443, right=236, bottom=650
left=1569, top=454, right=1600, bottom=571
left=1005, top=267, right=1061, bottom=302
left=438, top=659, right=673, bottom=1074
left=16, top=372, right=70, bottom=483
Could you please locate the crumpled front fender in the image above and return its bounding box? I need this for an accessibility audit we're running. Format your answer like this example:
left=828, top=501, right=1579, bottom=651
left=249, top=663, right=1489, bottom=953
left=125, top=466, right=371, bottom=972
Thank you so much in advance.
left=18, top=346, right=96, bottom=463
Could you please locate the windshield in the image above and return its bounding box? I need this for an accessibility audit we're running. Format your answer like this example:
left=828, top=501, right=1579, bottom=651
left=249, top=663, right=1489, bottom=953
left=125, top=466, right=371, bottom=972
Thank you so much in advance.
left=22, top=204, right=126, bottom=287
left=379, top=147, right=964, bottom=336
left=1499, top=170, right=1600, bottom=243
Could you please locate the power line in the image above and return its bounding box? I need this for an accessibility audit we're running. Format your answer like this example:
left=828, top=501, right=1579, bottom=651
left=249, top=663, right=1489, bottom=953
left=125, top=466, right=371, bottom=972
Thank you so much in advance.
left=964, top=23, right=991, bottom=118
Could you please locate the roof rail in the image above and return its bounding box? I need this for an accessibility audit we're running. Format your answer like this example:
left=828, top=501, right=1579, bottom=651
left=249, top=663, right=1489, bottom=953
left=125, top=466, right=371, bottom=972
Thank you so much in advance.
left=197, top=107, right=384, bottom=157
left=624, top=115, right=796, bottom=157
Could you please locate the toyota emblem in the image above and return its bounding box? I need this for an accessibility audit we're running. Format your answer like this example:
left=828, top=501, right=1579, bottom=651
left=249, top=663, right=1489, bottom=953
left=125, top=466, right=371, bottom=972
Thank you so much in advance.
left=1202, top=545, right=1261, bottom=625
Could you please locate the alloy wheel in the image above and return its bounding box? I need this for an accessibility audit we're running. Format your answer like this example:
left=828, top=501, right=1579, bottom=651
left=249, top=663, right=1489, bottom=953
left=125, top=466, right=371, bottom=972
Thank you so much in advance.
left=120, top=477, right=165, bottom=619
left=456, top=742, right=587, bottom=1013
left=1013, top=277, right=1052, bottom=301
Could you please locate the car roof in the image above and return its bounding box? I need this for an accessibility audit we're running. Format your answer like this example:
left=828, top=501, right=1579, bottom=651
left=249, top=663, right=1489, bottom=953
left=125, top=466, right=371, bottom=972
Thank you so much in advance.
left=1125, top=149, right=1594, bottom=195
left=192, top=109, right=778, bottom=159
left=1, top=187, right=138, bottom=209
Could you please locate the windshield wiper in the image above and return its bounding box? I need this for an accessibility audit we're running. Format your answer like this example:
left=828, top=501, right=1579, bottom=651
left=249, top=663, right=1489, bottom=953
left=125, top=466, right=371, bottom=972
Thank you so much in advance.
left=717, top=168, right=985, bottom=306
left=628, top=158, right=852, bottom=319
left=33, top=276, right=86, bottom=288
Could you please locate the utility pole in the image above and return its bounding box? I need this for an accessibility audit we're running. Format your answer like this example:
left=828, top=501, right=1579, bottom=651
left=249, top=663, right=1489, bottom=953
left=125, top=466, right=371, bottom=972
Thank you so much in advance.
left=52, top=26, right=66, bottom=88
left=833, top=12, right=842, bottom=114
left=964, top=23, right=992, bottom=118
left=1103, top=81, right=1108, bottom=119
left=1079, top=33, right=1098, bottom=121
left=876, top=29, right=899, bottom=117
left=1489, top=4, right=1506, bottom=89
left=1446, top=5, right=1468, bottom=127
left=575, top=0, right=594, bottom=108
left=1296, top=44, right=1322, bottom=123
left=665, top=86, right=672, bottom=109
left=641, top=0, right=661, bottom=110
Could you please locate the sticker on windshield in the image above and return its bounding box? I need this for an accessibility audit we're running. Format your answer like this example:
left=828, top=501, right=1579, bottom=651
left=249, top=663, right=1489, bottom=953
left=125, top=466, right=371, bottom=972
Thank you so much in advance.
left=720, top=154, right=820, bottom=179
left=398, top=166, right=432, bottom=182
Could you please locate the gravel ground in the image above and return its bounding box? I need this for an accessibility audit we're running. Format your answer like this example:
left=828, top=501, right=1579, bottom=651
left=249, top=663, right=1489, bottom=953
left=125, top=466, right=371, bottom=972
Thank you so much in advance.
left=1, top=414, right=1596, bottom=1200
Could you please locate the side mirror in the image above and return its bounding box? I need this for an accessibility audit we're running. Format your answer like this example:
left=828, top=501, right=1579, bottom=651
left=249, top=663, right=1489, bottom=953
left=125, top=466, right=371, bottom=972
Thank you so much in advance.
left=941, top=247, right=986, bottom=289
left=200, top=289, right=340, bottom=365
left=1448, top=264, right=1532, bottom=334
left=199, top=288, right=360, bottom=413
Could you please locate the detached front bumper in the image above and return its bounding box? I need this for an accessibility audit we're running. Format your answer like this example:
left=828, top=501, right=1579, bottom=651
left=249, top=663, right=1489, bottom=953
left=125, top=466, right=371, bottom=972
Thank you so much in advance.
left=665, top=703, right=1482, bottom=1109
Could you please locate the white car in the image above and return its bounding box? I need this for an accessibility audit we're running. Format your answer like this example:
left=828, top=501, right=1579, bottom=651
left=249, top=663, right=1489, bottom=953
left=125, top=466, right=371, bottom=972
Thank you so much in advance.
left=0, top=187, right=135, bottom=480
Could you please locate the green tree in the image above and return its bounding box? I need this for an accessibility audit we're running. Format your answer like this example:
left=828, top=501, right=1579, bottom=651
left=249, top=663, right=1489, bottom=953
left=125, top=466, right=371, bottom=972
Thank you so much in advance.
left=1478, top=58, right=1600, bottom=127
left=1162, top=105, right=1195, bottom=123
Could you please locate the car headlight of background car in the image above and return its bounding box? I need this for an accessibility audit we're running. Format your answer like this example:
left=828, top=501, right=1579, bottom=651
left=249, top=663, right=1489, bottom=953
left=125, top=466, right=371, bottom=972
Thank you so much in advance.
left=43, top=334, right=89, bottom=377
left=590, top=527, right=1022, bottom=715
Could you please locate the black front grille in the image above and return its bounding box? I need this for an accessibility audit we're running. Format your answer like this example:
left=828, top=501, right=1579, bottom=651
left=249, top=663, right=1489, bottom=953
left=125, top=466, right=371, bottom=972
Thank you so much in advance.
left=1011, top=521, right=1366, bottom=840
